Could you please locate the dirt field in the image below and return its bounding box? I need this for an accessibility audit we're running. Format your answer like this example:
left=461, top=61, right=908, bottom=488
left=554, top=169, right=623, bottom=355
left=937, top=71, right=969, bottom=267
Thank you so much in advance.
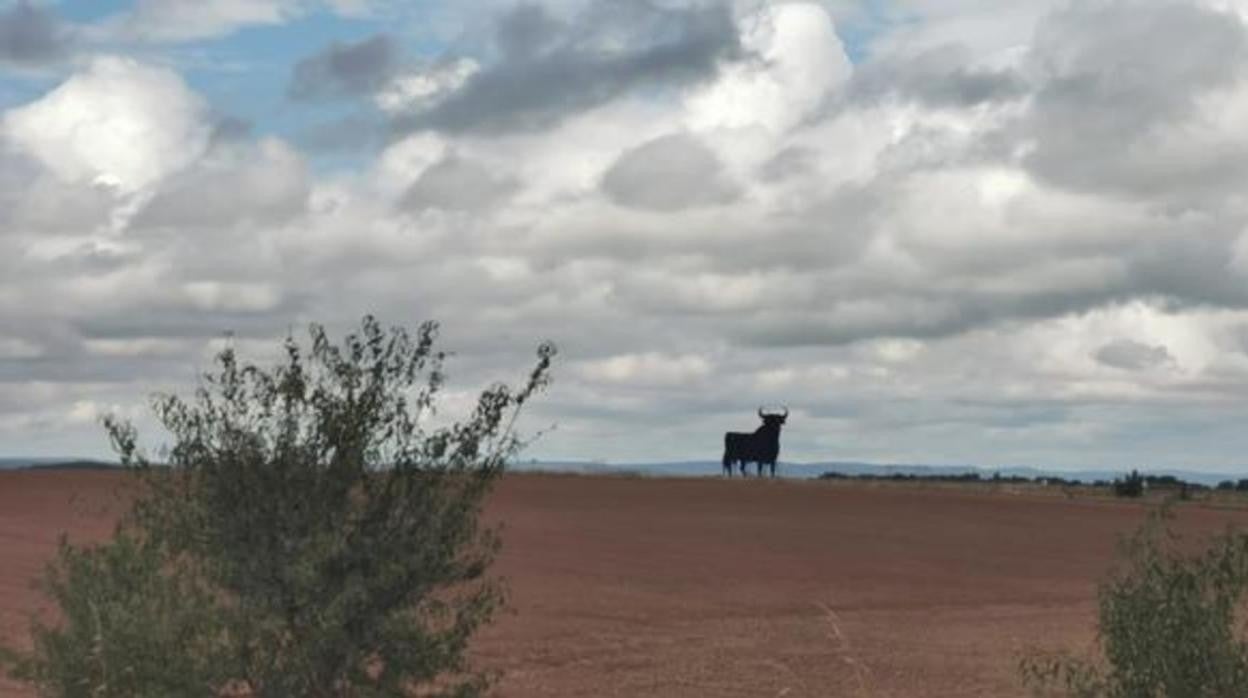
left=4, top=471, right=1248, bottom=697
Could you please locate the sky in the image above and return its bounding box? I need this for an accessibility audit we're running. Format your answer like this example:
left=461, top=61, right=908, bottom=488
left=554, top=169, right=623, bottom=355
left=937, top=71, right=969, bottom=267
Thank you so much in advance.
left=4, top=0, right=1248, bottom=472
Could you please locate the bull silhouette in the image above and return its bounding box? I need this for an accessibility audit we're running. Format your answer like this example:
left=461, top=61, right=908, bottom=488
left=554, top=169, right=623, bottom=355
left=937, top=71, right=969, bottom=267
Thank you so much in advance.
left=722, top=407, right=788, bottom=478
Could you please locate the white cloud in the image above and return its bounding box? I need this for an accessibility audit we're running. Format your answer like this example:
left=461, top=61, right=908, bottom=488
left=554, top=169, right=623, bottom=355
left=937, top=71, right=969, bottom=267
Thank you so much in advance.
left=2, top=57, right=210, bottom=193
left=376, top=58, right=480, bottom=115
left=0, top=338, right=41, bottom=359
left=180, top=281, right=284, bottom=313
left=375, top=132, right=449, bottom=196
left=97, top=0, right=394, bottom=43
left=324, top=0, right=376, bottom=18
left=686, top=2, right=851, bottom=133
left=577, top=352, right=713, bottom=387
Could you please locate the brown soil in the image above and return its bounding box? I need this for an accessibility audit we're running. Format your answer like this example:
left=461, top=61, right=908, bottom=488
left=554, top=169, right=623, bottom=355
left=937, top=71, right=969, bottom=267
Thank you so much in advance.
left=3, top=470, right=1246, bottom=697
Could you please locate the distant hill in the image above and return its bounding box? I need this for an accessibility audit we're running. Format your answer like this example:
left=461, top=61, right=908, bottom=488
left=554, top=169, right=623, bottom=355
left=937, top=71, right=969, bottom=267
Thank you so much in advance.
left=0, top=457, right=60, bottom=470
left=513, top=459, right=1247, bottom=488
left=4, top=456, right=1244, bottom=487
left=24, top=460, right=119, bottom=471
left=0, top=457, right=118, bottom=471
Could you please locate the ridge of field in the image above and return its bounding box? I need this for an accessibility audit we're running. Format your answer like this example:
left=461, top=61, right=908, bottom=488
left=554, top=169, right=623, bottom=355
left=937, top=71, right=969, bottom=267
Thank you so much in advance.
left=4, top=470, right=1248, bottom=696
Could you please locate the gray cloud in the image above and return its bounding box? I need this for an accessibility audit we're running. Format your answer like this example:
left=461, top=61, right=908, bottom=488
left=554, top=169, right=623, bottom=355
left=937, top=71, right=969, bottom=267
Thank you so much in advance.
left=393, top=2, right=739, bottom=133
left=732, top=298, right=1003, bottom=349
left=601, top=132, right=739, bottom=212
left=851, top=45, right=1027, bottom=108
left=289, top=33, right=398, bottom=100
left=76, top=309, right=302, bottom=344
left=759, top=147, right=817, bottom=183
left=1095, top=339, right=1175, bottom=371
left=1019, top=0, right=1248, bottom=198
left=1123, top=228, right=1248, bottom=310
left=130, top=140, right=310, bottom=230
left=401, top=154, right=516, bottom=211
left=494, top=3, right=564, bottom=60
left=0, top=1, right=69, bottom=67
left=0, top=151, right=116, bottom=233
left=208, top=114, right=253, bottom=145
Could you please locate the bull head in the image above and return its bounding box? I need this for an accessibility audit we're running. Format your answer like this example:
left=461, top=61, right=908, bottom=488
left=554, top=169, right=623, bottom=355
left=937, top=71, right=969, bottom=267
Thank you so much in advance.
left=758, top=406, right=789, bottom=422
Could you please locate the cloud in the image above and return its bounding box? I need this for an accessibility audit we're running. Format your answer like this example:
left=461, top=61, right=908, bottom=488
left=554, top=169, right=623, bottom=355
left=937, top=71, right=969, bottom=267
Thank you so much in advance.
left=0, top=152, right=118, bottom=233
left=865, top=0, right=1060, bottom=63
left=601, top=132, right=739, bottom=211
left=850, top=45, right=1026, bottom=108
left=1095, top=339, right=1176, bottom=371
left=375, top=58, right=479, bottom=115
left=1018, top=0, right=1248, bottom=199
left=400, top=153, right=516, bottom=212
left=685, top=2, right=851, bottom=132
left=131, top=138, right=310, bottom=229
left=103, top=0, right=390, bottom=42
left=0, top=1, right=70, bottom=67
left=289, top=34, right=399, bottom=101
left=392, top=1, right=740, bottom=133
left=14, top=0, right=1248, bottom=471
left=492, top=2, right=561, bottom=59
left=576, top=352, right=712, bottom=387
left=324, top=0, right=376, bottom=18
left=1, top=57, right=211, bottom=192
left=0, top=141, right=118, bottom=235
left=116, top=0, right=299, bottom=42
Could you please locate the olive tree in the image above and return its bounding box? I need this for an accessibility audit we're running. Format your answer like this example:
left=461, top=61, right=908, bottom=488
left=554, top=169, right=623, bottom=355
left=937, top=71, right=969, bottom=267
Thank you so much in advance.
left=3, top=316, right=554, bottom=697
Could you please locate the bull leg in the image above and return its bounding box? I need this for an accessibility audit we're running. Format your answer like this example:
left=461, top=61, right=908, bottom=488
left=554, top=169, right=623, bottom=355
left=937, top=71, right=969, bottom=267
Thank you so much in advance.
left=768, top=461, right=776, bottom=478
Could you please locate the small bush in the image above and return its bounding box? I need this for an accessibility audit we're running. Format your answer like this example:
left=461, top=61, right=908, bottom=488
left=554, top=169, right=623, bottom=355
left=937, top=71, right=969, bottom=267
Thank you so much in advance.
left=4, top=533, right=229, bottom=696
left=1113, top=470, right=1145, bottom=498
left=1020, top=509, right=1248, bottom=697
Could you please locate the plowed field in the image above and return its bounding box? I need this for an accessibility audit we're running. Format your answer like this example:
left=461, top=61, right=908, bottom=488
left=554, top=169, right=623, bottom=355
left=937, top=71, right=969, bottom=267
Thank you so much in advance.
left=4, top=470, right=1246, bottom=697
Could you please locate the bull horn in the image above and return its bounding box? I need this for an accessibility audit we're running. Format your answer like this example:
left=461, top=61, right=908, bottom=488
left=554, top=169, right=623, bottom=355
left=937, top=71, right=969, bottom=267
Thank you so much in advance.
left=781, top=406, right=789, bottom=418
left=758, top=407, right=766, bottom=419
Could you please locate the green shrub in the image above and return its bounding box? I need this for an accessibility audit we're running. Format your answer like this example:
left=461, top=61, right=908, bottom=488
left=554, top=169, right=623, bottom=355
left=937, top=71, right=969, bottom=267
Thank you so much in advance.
left=1113, top=470, right=1145, bottom=498
left=3, top=533, right=229, bottom=697
left=1020, top=509, right=1248, bottom=697
left=2, top=316, right=554, bottom=697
